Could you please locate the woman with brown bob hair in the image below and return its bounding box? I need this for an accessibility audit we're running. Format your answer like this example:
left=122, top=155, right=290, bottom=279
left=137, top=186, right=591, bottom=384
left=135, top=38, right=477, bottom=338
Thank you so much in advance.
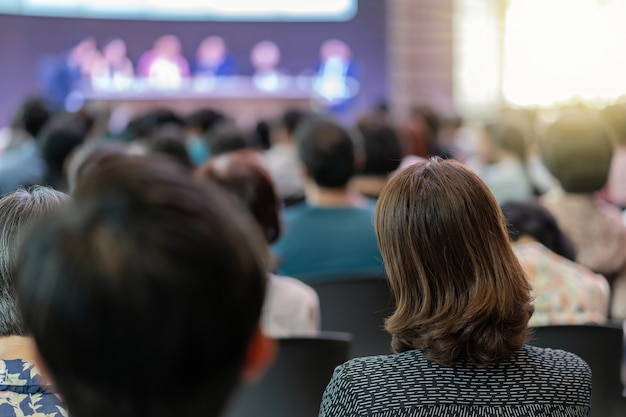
left=320, top=158, right=591, bottom=417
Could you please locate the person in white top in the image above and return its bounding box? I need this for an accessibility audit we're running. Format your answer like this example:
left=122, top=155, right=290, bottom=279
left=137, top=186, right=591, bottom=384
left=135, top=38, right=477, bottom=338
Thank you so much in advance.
left=263, top=109, right=308, bottom=206
left=195, top=149, right=320, bottom=337
left=475, top=122, right=535, bottom=205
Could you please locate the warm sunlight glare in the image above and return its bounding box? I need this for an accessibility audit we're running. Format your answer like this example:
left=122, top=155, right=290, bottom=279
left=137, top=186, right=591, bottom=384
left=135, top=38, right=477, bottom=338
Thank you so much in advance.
left=503, top=0, right=626, bottom=107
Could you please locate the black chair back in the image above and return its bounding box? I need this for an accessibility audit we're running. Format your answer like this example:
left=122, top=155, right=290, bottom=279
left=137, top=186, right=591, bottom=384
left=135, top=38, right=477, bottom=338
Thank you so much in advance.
left=530, top=324, right=626, bottom=417
left=225, top=331, right=352, bottom=417
left=311, top=276, right=394, bottom=358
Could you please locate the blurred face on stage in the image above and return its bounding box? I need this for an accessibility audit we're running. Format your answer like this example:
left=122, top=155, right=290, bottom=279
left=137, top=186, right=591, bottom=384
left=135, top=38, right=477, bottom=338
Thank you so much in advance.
left=155, top=35, right=182, bottom=58
left=250, top=41, right=280, bottom=71
left=103, top=39, right=127, bottom=64
left=320, top=39, right=351, bottom=61
left=198, top=36, right=227, bottom=64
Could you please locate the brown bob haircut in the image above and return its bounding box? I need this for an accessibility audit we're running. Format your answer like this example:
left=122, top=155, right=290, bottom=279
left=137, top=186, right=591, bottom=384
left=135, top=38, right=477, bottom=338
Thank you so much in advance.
left=375, top=158, right=532, bottom=367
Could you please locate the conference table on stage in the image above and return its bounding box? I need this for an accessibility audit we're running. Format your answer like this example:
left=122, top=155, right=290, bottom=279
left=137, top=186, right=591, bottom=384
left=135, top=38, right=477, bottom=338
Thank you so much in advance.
left=77, top=75, right=325, bottom=128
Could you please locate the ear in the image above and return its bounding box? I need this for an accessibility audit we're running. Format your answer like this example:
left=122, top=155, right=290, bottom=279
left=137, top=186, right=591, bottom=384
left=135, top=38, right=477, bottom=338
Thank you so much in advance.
left=240, top=325, right=278, bottom=385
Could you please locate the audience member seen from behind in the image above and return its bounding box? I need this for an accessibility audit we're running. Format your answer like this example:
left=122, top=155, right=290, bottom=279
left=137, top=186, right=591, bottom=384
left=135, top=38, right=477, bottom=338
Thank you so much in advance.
left=476, top=121, right=535, bottom=205
left=272, top=117, right=384, bottom=282
left=207, top=122, right=249, bottom=158
left=196, top=150, right=320, bottom=337
left=135, top=124, right=194, bottom=169
left=0, top=187, right=68, bottom=416
left=38, top=112, right=92, bottom=192
left=123, top=108, right=185, bottom=142
left=350, top=117, right=403, bottom=198
left=263, top=108, right=309, bottom=206
left=0, top=98, right=51, bottom=196
left=320, top=158, right=591, bottom=417
left=15, top=156, right=276, bottom=417
left=184, top=108, right=226, bottom=166
left=502, top=200, right=610, bottom=326
left=539, top=111, right=626, bottom=319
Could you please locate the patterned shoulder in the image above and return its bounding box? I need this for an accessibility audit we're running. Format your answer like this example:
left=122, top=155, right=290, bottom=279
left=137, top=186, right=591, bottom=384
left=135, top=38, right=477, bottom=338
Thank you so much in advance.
left=521, top=344, right=592, bottom=385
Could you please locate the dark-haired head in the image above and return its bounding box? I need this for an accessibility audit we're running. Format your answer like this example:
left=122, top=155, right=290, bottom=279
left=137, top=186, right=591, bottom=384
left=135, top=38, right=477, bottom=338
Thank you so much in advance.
left=17, top=156, right=270, bottom=417
left=357, top=120, right=403, bottom=176
left=11, top=97, right=51, bottom=138
left=296, top=117, right=356, bottom=188
left=207, top=122, right=249, bottom=157
left=140, top=124, right=193, bottom=168
left=124, top=109, right=185, bottom=141
left=39, top=113, right=91, bottom=191
left=501, top=200, right=576, bottom=261
left=279, top=109, right=309, bottom=137
left=376, top=158, right=532, bottom=367
left=185, top=108, right=226, bottom=134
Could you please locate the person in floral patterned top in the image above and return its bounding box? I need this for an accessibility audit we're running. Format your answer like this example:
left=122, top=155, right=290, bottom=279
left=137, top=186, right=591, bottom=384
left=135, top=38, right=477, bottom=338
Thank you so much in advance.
left=0, top=187, right=68, bottom=417
left=0, top=360, right=65, bottom=417
left=538, top=110, right=626, bottom=319
left=503, top=200, right=610, bottom=326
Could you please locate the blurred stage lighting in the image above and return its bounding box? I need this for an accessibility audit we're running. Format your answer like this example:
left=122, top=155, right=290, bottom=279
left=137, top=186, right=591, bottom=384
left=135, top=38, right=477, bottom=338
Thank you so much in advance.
left=0, top=0, right=357, bottom=21
left=503, top=0, right=626, bottom=107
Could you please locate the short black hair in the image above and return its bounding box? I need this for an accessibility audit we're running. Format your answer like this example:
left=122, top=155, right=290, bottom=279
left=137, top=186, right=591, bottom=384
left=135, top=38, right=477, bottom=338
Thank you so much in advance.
left=11, top=97, right=51, bottom=138
left=208, top=123, right=249, bottom=157
left=501, top=199, right=577, bottom=261
left=279, top=108, right=309, bottom=136
left=540, top=111, right=613, bottom=193
left=142, top=124, right=193, bottom=168
left=17, top=156, right=268, bottom=417
left=124, top=109, right=185, bottom=140
left=296, top=117, right=355, bottom=188
left=39, top=114, right=89, bottom=190
left=185, top=108, right=226, bottom=133
left=358, top=122, right=403, bottom=175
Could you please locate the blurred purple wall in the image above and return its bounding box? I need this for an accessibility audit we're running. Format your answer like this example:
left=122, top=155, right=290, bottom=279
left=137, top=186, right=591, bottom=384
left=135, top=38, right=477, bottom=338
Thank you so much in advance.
left=0, top=0, right=386, bottom=127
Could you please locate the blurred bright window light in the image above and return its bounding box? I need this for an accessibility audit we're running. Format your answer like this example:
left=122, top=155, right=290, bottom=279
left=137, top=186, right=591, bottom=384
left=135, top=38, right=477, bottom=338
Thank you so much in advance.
left=503, top=0, right=626, bottom=107
left=0, top=0, right=357, bottom=20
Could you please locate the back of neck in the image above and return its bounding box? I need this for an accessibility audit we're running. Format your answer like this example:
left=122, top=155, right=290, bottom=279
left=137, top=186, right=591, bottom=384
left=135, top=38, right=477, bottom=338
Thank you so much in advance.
left=305, top=183, right=367, bottom=208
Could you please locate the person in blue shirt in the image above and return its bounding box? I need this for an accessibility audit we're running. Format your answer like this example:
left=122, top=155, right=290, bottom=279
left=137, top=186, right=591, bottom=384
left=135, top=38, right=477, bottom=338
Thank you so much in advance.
left=272, top=117, right=384, bottom=282
left=193, top=36, right=237, bottom=77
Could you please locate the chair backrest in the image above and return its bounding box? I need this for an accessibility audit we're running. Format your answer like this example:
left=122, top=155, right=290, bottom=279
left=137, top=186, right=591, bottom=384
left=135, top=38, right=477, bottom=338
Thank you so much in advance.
left=224, top=331, right=352, bottom=417
left=530, top=324, right=626, bottom=417
left=311, top=276, right=394, bottom=358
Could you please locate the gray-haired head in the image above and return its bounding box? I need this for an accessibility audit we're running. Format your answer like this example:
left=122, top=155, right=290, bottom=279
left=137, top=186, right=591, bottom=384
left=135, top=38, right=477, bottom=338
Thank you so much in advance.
left=0, top=186, right=69, bottom=336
